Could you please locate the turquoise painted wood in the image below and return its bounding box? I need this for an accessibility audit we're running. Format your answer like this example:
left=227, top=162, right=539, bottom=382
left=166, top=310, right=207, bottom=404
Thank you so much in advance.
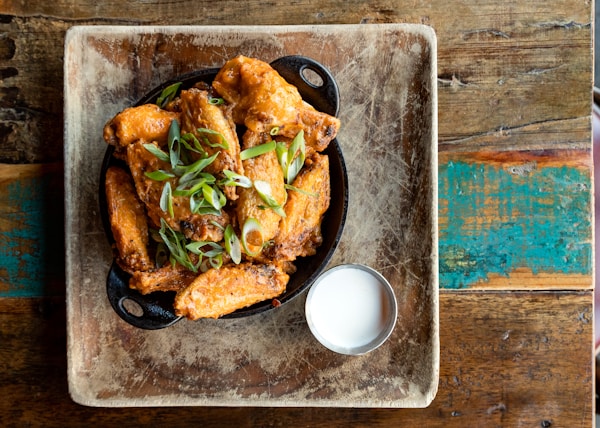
left=0, top=166, right=64, bottom=297
left=439, top=159, right=592, bottom=289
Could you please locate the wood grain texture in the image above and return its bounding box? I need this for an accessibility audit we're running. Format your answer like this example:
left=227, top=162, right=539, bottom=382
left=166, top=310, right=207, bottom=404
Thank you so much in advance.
left=0, top=1, right=592, bottom=162
left=0, top=292, right=592, bottom=427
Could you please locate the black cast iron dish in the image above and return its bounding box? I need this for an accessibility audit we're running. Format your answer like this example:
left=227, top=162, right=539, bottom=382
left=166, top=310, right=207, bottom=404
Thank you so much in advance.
left=100, top=55, right=348, bottom=329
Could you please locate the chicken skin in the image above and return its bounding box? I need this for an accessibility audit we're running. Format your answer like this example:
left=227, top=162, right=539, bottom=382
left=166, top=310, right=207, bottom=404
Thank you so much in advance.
left=213, top=55, right=340, bottom=153
left=103, top=103, right=180, bottom=149
left=178, top=87, right=243, bottom=200
left=174, top=262, right=289, bottom=320
left=126, top=140, right=229, bottom=242
left=235, top=130, right=286, bottom=244
left=266, top=153, right=330, bottom=261
left=104, top=166, right=153, bottom=273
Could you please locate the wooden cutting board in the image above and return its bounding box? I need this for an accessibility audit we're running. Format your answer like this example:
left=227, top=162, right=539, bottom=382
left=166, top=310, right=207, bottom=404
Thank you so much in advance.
left=64, top=24, right=439, bottom=407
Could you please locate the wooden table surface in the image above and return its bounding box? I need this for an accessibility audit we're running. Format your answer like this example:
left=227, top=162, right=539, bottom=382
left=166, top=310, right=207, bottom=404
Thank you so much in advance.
left=0, top=1, right=595, bottom=427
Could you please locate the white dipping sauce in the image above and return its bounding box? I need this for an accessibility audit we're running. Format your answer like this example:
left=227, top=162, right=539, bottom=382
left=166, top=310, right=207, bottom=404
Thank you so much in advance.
left=306, top=265, right=396, bottom=353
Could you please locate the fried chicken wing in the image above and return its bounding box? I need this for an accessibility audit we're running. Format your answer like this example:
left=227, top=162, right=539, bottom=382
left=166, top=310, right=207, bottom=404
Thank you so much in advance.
left=105, top=166, right=153, bottom=273
left=103, top=104, right=179, bottom=148
left=126, top=140, right=228, bottom=242
left=179, top=88, right=243, bottom=200
left=236, top=131, right=286, bottom=244
left=174, top=262, right=289, bottom=319
left=130, top=263, right=197, bottom=295
left=266, top=153, right=331, bottom=261
left=212, top=55, right=340, bottom=152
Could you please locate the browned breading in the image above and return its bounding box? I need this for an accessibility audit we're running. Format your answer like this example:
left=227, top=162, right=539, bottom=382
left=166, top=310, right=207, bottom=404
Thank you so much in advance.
left=267, top=153, right=330, bottom=261
left=213, top=55, right=340, bottom=152
left=174, top=262, right=289, bottom=320
left=104, top=166, right=153, bottom=274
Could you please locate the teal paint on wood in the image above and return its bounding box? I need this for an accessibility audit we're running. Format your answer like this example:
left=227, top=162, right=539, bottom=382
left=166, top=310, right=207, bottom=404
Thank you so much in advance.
left=0, top=172, right=64, bottom=297
left=439, top=161, right=592, bottom=289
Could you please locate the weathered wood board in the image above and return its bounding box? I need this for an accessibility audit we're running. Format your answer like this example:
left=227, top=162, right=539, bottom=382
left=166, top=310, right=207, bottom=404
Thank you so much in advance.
left=64, top=25, right=439, bottom=407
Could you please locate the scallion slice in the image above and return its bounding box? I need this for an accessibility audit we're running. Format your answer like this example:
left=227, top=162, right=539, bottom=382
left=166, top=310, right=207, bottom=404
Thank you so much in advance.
left=159, top=182, right=174, bottom=217
left=196, top=128, right=229, bottom=150
left=143, top=143, right=170, bottom=162
left=224, top=224, right=242, bottom=264
left=156, top=82, right=182, bottom=108
left=241, top=218, right=263, bottom=257
left=253, top=180, right=286, bottom=217
left=220, top=170, right=252, bottom=188
left=240, top=140, right=276, bottom=161
left=144, top=170, right=175, bottom=181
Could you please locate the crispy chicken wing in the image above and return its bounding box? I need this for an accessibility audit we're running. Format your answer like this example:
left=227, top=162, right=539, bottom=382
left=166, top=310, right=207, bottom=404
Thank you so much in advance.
left=212, top=55, right=340, bottom=153
left=105, top=166, right=153, bottom=273
left=130, top=263, right=197, bottom=295
left=103, top=104, right=179, bottom=149
left=174, top=262, right=289, bottom=319
left=179, top=88, right=243, bottom=200
left=126, top=140, right=229, bottom=242
left=236, top=131, right=286, bottom=244
left=266, top=153, right=330, bottom=261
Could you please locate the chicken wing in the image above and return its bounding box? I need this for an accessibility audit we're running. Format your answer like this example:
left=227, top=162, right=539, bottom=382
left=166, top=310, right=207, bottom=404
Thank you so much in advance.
left=179, top=87, right=243, bottom=200
left=105, top=166, right=153, bottom=273
left=266, top=153, right=330, bottom=261
left=174, top=262, right=289, bottom=319
left=235, top=130, right=286, bottom=244
left=126, top=140, right=228, bottom=242
left=129, top=263, right=197, bottom=295
left=212, top=55, right=340, bottom=153
left=103, top=104, right=179, bottom=149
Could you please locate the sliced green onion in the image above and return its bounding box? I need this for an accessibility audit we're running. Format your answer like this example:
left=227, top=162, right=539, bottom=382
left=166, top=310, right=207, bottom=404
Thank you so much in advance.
left=144, top=170, right=175, bottom=181
left=186, top=241, right=224, bottom=258
left=241, top=218, right=263, bottom=257
left=168, top=120, right=182, bottom=169
left=253, top=180, right=286, bottom=217
left=269, top=126, right=280, bottom=136
left=285, top=130, right=306, bottom=184
left=159, top=182, right=174, bottom=217
left=240, top=140, right=276, bottom=161
left=181, top=133, right=206, bottom=156
left=156, top=82, right=182, bottom=108
left=224, top=224, right=242, bottom=264
left=220, top=170, right=252, bottom=188
left=143, top=143, right=170, bottom=162
left=202, top=183, right=226, bottom=211
left=284, top=183, right=318, bottom=198
left=208, top=97, right=225, bottom=105
left=196, top=128, right=229, bottom=150
left=189, top=193, right=221, bottom=216
left=158, top=218, right=196, bottom=272
left=177, top=152, right=219, bottom=183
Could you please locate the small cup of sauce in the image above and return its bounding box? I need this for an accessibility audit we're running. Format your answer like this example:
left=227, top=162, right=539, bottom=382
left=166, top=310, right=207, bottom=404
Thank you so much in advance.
left=305, top=264, right=398, bottom=355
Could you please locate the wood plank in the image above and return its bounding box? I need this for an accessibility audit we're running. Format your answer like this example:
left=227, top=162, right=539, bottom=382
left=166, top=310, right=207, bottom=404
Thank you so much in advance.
left=439, top=150, right=593, bottom=290
left=0, top=291, right=592, bottom=426
left=0, top=163, right=64, bottom=297
left=0, top=1, right=592, bottom=162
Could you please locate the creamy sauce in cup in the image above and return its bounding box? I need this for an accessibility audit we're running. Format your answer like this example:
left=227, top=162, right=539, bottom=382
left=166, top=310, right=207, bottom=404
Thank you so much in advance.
left=305, top=264, right=397, bottom=355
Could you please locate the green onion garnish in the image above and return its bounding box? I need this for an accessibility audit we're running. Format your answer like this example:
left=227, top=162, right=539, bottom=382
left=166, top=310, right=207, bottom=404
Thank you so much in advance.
left=253, top=180, right=286, bottom=217
left=156, top=82, right=182, bottom=108
left=196, top=128, right=229, bottom=150
left=241, top=218, right=263, bottom=257
left=224, top=224, right=242, bottom=264
left=208, top=97, right=225, bottom=105
left=220, top=170, right=252, bottom=188
left=240, top=140, right=276, bottom=161
left=143, top=143, right=170, bottom=162
left=159, top=182, right=174, bottom=217
left=144, top=170, right=175, bottom=181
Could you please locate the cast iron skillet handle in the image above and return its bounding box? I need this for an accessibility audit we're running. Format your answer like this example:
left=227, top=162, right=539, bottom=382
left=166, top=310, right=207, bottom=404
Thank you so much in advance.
left=106, top=262, right=182, bottom=330
left=270, top=56, right=340, bottom=116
